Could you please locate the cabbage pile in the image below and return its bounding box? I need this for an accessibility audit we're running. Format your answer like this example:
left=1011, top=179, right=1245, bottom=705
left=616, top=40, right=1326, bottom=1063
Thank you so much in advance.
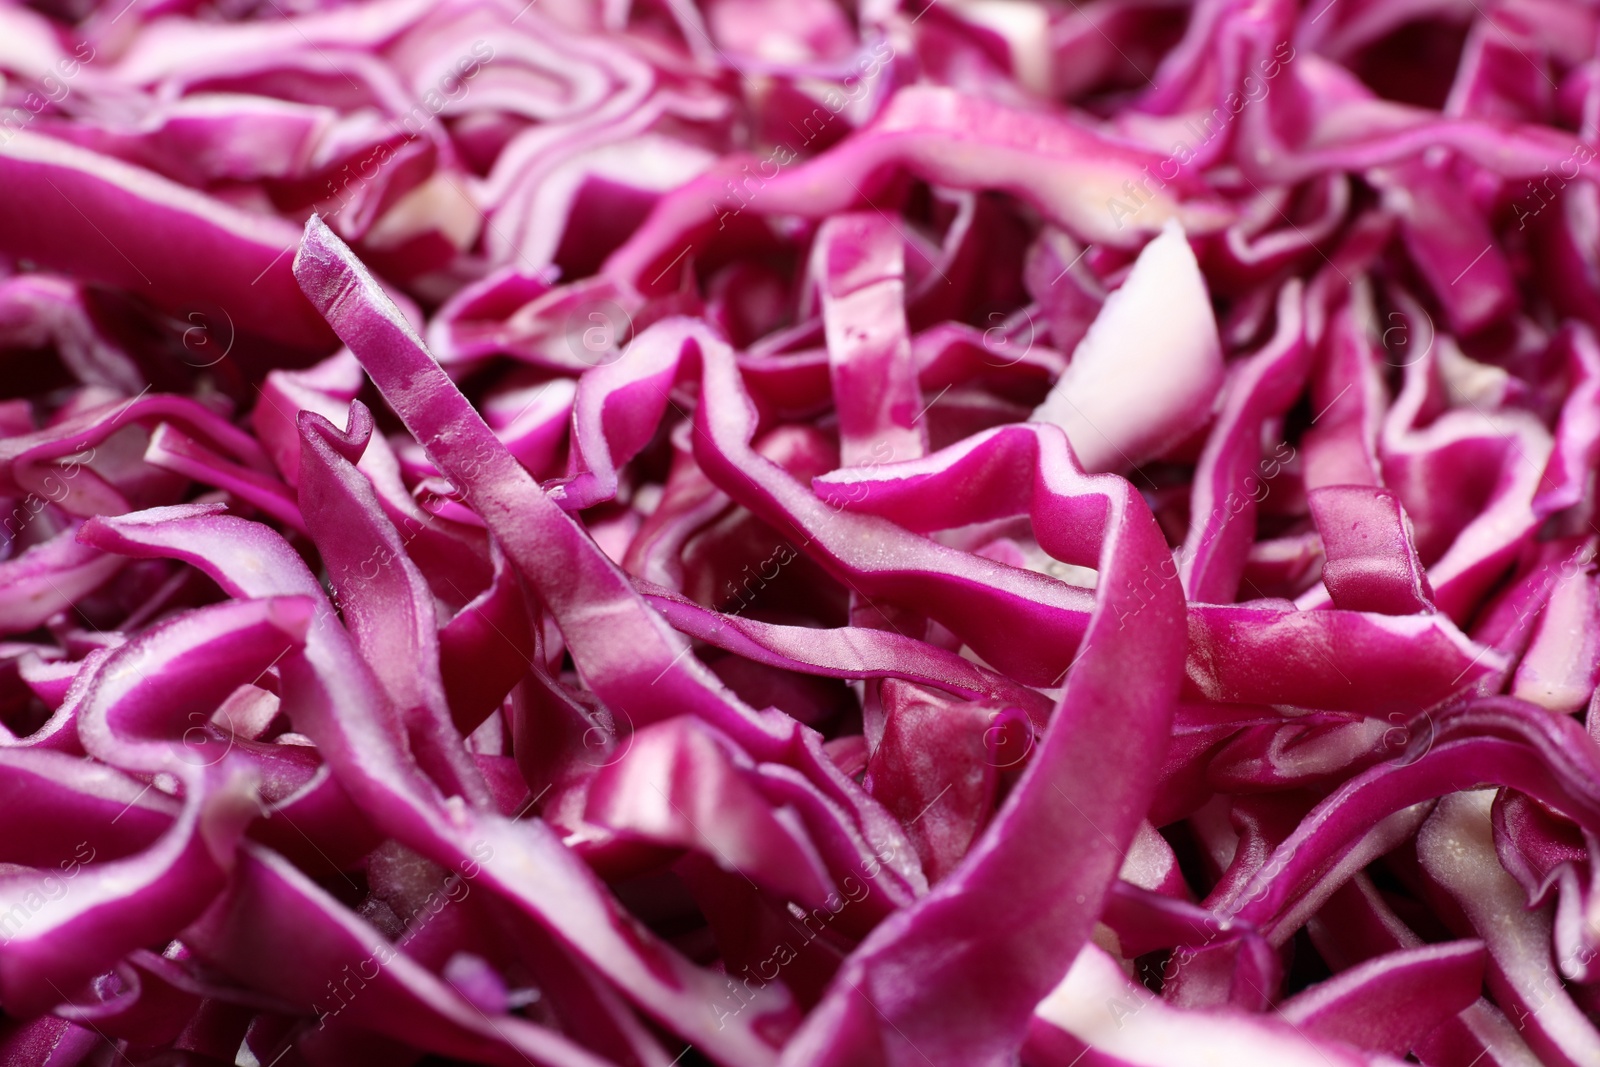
left=2, top=0, right=1600, bottom=1064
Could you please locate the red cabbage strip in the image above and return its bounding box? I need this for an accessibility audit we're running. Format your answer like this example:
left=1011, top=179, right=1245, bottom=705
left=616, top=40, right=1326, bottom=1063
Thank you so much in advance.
left=744, top=755, right=927, bottom=929
left=1469, top=538, right=1588, bottom=693
left=1277, top=941, right=1487, bottom=1056
left=1492, top=791, right=1600, bottom=987
left=427, top=273, right=624, bottom=373
left=565, top=669, right=929, bottom=926
left=81, top=501, right=406, bottom=677
left=1511, top=552, right=1600, bottom=715
left=0, top=275, right=142, bottom=394
left=1376, top=331, right=1555, bottom=621
left=437, top=539, right=535, bottom=735
left=1205, top=699, right=1600, bottom=959
left=182, top=844, right=617, bottom=1067
left=250, top=352, right=365, bottom=489
left=1309, top=873, right=1542, bottom=1067
left=451, top=811, right=799, bottom=1064
left=604, top=84, right=1229, bottom=289
left=457, top=920, right=683, bottom=1067
left=82, top=94, right=345, bottom=186
left=0, top=526, right=123, bottom=633
left=1399, top=410, right=1552, bottom=624
left=0, top=131, right=331, bottom=350
left=0, top=3, right=67, bottom=73
left=815, top=213, right=926, bottom=468
left=912, top=323, right=1066, bottom=390
left=1205, top=716, right=1396, bottom=793
left=1168, top=801, right=1429, bottom=1010
left=1240, top=36, right=1593, bottom=185
left=485, top=378, right=576, bottom=483
left=109, top=0, right=436, bottom=83
left=689, top=343, right=1096, bottom=686
left=811, top=428, right=1499, bottom=712
left=865, top=682, right=1001, bottom=884
left=586, top=717, right=839, bottom=909
left=615, top=440, right=728, bottom=588
left=557, top=321, right=688, bottom=512
left=776, top=419, right=1185, bottom=1065
left=0, top=742, right=183, bottom=1017
left=83, top=505, right=793, bottom=1064
left=507, top=640, right=649, bottom=852
left=143, top=423, right=305, bottom=534
left=14, top=652, right=76, bottom=717
left=636, top=581, right=1055, bottom=724
left=1219, top=174, right=1353, bottom=276
left=77, top=506, right=427, bottom=801
left=1537, top=325, right=1600, bottom=524
left=297, top=202, right=1182, bottom=1063
left=0, top=393, right=270, bottom=515
left=1179, top=281, right=1309, bottom=603
left=353, top=426, right=495, bottom=603
left=1372, top=160, right=1517, bottom=336
left=0, top=1016, right=103, bottom=1067
left=1493, top=791, right=1589, bottom=914
left=8, top=647, right=111, bottom=756
left=1299, top=289, right=1387, bottom=496
left=1101, top=881, right=1251, bottom=959
left=731, top=326, right=1062, bottom=424
left=1419, top=792, right=1600, bottom=1067
left=295, top=403, right=491, bottom=810
left=1028, top=944, right=1404, bottom=1067
left=30, top=401, right=248, bottom=469
left=1134, top=0, right=1286, bottom=133
left=2, top=598, right=310, bottom=1014
left=12, top=3, right=1600, bottom=1060
left=807, top=422, right=1153, bottom=537
left=54, top=951, right=204, bottom=1051
left=1307, top=486, right=1435, bottom=615
left=242, top=758, right=379, bottom=876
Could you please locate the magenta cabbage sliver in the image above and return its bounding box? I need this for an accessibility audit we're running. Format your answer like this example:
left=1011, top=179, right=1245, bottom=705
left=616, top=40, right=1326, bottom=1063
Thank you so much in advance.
left=0, top=1, right=1596, bottom=1065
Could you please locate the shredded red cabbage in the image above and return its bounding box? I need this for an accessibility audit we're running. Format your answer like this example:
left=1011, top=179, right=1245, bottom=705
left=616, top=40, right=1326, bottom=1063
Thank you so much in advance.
left=1, top=1, right=1599, bottom=1065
